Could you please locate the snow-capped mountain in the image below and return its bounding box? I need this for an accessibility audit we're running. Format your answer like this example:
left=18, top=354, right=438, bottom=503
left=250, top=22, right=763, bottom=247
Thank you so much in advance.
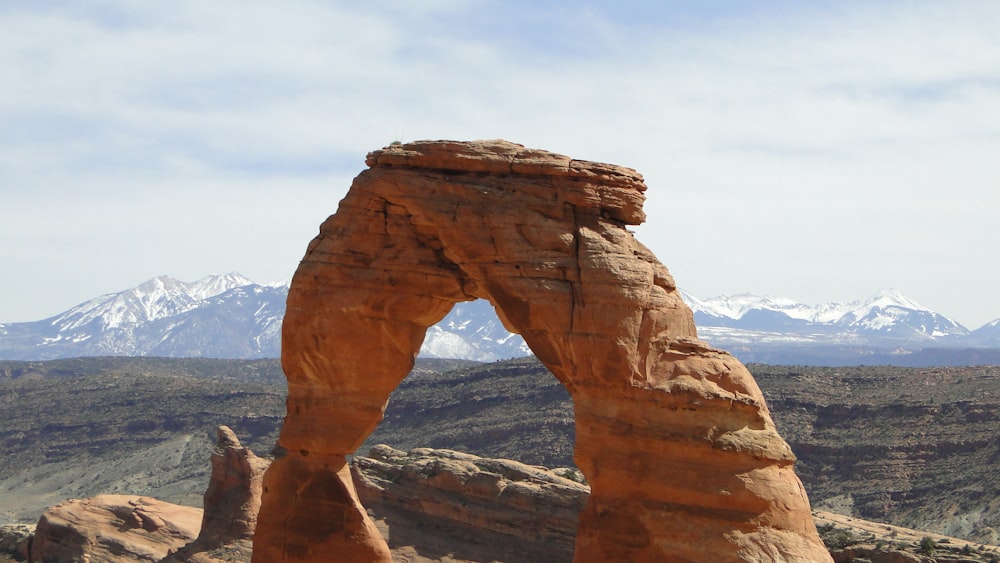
left=421, top=299, right=530, bottom=361
left=2, top=276, right=998, bottom=365
left=970, top=318, right=1000, bottom=347
left=0, top=274, right=529, bottom=362
left=0, top=274, right=286, bottom=360
left=48, top=273, right=256, bottom=333
left=680, top=288, right=971, bottom=345
left=675, top=289, right=1000, bottom=365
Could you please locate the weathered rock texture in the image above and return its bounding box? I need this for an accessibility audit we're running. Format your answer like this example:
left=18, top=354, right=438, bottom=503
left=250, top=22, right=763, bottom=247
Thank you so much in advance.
left=352, top=444, right=587, bottom=563
left=29, top=495, right=201, bottom=562
left=162, top=425, right=269, bottom=562
left=24, top=426, right=268, bottom=563
left=0, top=523, right=34, bottom=561
left=254, top=139, right=832, bottom=562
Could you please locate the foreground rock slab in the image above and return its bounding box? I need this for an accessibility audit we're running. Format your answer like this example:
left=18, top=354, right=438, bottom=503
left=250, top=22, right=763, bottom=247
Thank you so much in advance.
left=254, top=139, right=831, bottom=562
left=813, top=511, right=1000, bottom=563
left=29, top=495, right=200, bottom=562
left=353, top=444, right=587, bottom=563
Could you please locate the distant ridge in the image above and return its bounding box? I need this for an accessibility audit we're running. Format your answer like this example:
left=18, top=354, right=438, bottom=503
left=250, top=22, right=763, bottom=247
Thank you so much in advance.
left=680, top=289, right=1000, bottom=365
left=681, top=288, right=969, bottom=337
left=679, top=288, right=1000, bottom=343
left=0, top=274, right=286, bottom=360
left=1, top=275, right=998, bottom=365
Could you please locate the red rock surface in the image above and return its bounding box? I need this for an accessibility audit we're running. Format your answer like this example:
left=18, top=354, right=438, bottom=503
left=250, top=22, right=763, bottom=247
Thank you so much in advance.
left=253, top=139, right=832, bottom=562
left=352, top=445, right=587, bottom=563
left=162, top=425, right=268, bottom=562
left=29, top=495, right=200, bottom=562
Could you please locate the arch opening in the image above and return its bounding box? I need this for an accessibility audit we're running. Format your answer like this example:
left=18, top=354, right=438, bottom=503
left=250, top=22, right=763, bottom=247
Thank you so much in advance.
left=364, top=298, right=576, bottom=468
left=418, top=299, right=532, bottom=363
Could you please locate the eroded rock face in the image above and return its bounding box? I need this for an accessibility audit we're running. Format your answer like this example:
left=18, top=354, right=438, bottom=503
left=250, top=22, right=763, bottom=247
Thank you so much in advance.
left=29, top=495, right=201, bottom=562
left=352, top=444, right=587, bottom=563
left=0, top=523, right=34, bottom=561
left=254, top=139, right=832, bottom=562
left=163, top=425, right=269, bottom=562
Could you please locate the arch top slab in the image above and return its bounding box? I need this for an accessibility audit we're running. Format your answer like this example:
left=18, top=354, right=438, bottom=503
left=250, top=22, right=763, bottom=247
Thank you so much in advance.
left=253, top=140, right=832, bottom=562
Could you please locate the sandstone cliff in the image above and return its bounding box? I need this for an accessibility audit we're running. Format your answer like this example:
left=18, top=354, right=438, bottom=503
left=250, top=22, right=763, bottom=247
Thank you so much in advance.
left=254, top=139, right=831, bottom=562
left=753, top=364, right=1000, bottom=545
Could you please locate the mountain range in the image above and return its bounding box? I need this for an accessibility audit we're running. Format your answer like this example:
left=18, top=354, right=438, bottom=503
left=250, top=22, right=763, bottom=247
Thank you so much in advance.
left=681, top=289, right=1000, bottom=365
left=0, top=274, right=286, bottom=360
left=1, top=274, right=998, bottom=365
left=683, top=289, right=1000, bottom=343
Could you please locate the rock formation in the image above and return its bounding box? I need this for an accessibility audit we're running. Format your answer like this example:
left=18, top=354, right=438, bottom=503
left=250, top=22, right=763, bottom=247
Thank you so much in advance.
left=0, top=523, right=34, bottom=561
left=352, top=444, right=587, bottom=563
left=253, top=139, right=832, bottom=562
left=28, top=495, right=201, bottom=562
left=25, top=426, right=267, bottom=563
left=162, top=425, right=269, bottom=562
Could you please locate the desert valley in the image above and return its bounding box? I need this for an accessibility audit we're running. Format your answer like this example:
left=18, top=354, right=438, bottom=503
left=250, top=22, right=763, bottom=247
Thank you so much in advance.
left=1, top=357, right=999, bottom=562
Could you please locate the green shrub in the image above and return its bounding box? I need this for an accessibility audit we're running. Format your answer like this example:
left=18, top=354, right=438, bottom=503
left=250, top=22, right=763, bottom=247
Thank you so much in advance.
left=917, top=536, right=936, bottom=555
left=818, top=525, right=859, bottom=550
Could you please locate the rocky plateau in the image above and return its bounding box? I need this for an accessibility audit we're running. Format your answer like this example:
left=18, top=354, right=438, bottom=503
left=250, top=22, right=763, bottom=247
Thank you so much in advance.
left=2, top=358, right=999, bottom=561
left=5, top=436, right=998, bottom=562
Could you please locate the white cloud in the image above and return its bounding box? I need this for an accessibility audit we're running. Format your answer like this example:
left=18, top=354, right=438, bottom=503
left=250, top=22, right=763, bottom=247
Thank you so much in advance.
left=2, top=0, right=999, bottom=328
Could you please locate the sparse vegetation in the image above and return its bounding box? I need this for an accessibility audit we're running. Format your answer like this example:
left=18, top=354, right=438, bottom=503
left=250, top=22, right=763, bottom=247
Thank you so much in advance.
left=752, top=363, right=1000, bottom=545
left=0, top=358, right=288, bottom=521
left=1, top=356, right=999, bottom=561
left=552, top=467, right=586, bottom=484
left=918, top=535, right=937, bottom=555
left=817, top=523, right=861, bottom=550
left=363, top=356, right=576, bottom=468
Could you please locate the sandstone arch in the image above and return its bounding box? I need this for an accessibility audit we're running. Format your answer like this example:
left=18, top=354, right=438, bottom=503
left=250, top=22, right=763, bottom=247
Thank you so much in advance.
left=253, top=140, right=831, bottom=562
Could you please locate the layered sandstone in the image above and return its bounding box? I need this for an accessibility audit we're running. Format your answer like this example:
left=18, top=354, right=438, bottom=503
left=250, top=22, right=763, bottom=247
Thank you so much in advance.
left=29, top=495, right=201, bottom=562
left=353, top=444, right=586, bottom=562
left=254, top=139, right=832, bottom=562
left=162, top=425, right=268, bottom=562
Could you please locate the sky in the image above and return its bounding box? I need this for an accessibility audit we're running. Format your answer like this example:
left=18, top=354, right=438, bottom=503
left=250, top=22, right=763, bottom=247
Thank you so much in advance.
left=2, top=0, right=999, bottom=328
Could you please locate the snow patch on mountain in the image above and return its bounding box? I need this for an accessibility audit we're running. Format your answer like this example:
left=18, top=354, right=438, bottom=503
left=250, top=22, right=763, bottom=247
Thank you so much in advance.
left=188, top=272, right=255, bottom=300
left=420, top=299, right=530, bottom=362
left=681, top=288, right=969, bottom=343
left=49, top=273, right=255, bottom=332
left=0, top=274, right=284, bottom=360
left=2, top=276, right=997, bottom=364
left=679, top=290, right=816, bottom=321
